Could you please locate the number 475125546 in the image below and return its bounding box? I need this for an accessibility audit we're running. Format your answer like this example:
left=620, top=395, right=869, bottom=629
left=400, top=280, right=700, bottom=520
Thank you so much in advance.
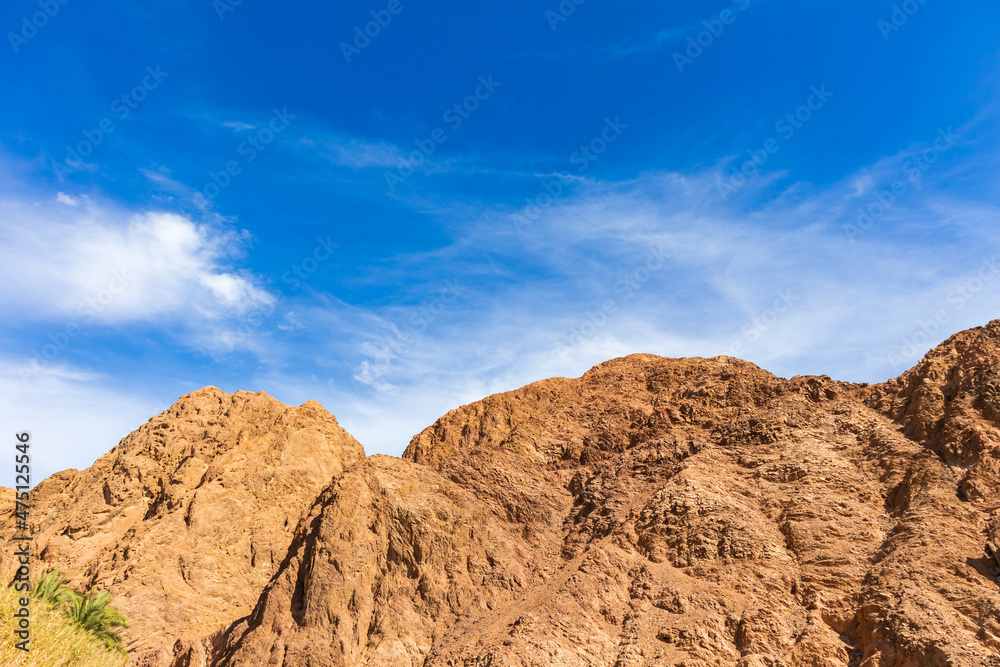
left=15, top=432, right=30, bottom=490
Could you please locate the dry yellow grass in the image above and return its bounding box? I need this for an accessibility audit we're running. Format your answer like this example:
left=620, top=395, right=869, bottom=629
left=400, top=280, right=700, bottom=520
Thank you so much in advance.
left=0, top=585, right=127, bottom=667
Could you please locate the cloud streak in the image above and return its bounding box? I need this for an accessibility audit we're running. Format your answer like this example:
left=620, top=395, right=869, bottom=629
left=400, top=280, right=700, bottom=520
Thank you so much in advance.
left=261, top=130, right=1000, bottom=455
left=2, top=97, right=999, bottom=471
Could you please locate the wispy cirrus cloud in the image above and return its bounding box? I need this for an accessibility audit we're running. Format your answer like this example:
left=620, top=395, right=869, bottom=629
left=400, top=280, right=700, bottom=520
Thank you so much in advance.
left=304, top=135, right=406, bottom=170
left=245, top=118, right=1000, bottom=456
left=221, top=121, right=257, bottom=132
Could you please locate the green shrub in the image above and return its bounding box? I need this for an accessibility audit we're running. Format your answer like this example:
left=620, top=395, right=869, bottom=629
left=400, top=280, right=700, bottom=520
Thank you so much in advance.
left=64, top=589, right=129, bottom=654
left=18, top=572, right=130, bottom=656
left=0, top=584, right=126, bottom=667
left=30, top=570, right=75, bottom=606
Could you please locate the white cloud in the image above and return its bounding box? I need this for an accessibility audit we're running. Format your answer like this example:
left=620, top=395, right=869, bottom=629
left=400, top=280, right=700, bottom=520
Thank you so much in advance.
left=199, top=272, right=272, bottom=312
left=248, top=137, right=1000, bottom=457
left=140, top=167, right=216, bottom=212
left=4, top=118, right=998, bottom=474
left=56, top=192, right=80, bottom=206
left=276, top=312, right=303, bottom=332
left=0, top=195, right=273, bottom=327
left=352, top=360, right=396, bottom=392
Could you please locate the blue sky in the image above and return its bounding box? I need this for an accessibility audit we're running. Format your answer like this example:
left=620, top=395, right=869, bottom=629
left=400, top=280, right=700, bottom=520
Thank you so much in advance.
left=2, top=0, right=999, bottom=484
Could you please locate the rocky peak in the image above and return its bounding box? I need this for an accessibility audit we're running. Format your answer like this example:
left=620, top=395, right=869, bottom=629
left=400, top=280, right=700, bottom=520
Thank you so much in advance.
left=865, top=319, right=1000, bottom=503
left=403, top=355, right=790, bottom=470
left=220, top=341, right=1000, bottom=666
left=2, top=387, right=364, bottom=665
left=6, top=325, right=1000, bottom=667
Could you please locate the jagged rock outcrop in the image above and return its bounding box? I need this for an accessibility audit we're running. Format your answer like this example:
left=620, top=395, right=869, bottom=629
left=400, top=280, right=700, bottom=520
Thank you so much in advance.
left=214, top=453, right=568, bottom=666
left=1, top=387, right=364, bottom=666
left=7, top=323, right=1000, bottom=666
left=214, top=326, right=1000, bottom=666
left=864, top=319, right=1000, bottom=503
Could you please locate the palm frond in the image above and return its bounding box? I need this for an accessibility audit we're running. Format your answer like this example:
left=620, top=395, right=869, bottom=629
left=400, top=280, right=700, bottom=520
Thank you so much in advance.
left=30, top=570, right=77, bottom=606
left=65, top=589, right=130, bottom=654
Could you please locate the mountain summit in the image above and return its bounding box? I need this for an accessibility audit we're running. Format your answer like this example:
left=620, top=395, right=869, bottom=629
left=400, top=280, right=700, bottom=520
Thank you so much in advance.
left=2, top=387, right=364, bottom=664
left=5, top=324, right=1000, bottom=666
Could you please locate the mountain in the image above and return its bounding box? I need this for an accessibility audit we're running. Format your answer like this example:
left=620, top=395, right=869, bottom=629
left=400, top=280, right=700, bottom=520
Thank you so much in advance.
left=1, top=387, right=364, bottom=665
left=5, top=322, right=1000, bottom=666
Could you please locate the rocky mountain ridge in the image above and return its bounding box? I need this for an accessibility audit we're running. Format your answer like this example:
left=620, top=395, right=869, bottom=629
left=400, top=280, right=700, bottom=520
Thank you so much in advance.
left=2, top=388, right=364, bottom=664
left=5, top=321, right=1000, bottom=666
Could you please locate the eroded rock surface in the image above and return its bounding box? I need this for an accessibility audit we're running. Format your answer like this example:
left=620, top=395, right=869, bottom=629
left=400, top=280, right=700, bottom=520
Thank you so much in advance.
left=1, top=387, right=364, bottom=665
left=216, top=326, right=1000, bottom=666
left=7, top=323, right=1000, bottom=666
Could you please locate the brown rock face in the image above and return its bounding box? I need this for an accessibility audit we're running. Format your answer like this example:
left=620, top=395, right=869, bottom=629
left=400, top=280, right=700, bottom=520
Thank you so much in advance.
left=865, top=319, right=1000, bottom=503
left=215, top=328, right=1000, bottom=666
left=9, top=323, right=1000, bottom=666
left=0, top=387, right=364, bottom=666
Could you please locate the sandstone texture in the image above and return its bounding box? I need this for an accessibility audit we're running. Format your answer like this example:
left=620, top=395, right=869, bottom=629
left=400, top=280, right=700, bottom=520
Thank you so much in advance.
left=6, top=322, right=1000, bottom=666
left=1, top=388, right=364, bottom=665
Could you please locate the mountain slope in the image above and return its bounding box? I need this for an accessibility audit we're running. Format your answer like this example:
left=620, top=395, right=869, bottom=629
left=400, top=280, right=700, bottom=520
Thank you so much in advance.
left=214, top=343, right=1000, bottom=666
left=6, top=323, right=1000, bottom=666
left=1, top=387, right=364, bottom=665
